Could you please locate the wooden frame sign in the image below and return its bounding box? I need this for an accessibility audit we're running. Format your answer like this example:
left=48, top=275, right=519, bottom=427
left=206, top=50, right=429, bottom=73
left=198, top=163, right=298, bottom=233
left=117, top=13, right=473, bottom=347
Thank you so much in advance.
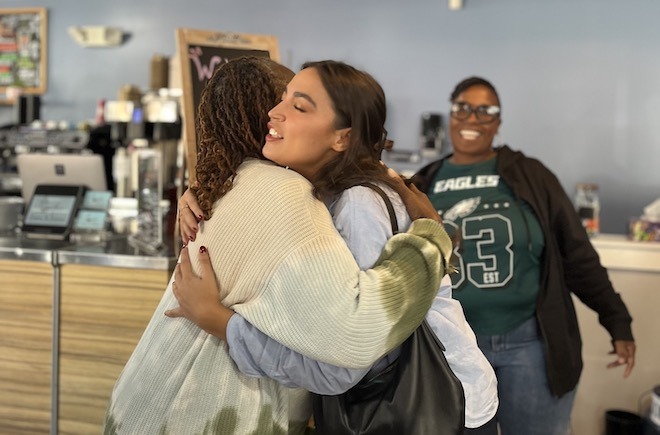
left=0, top=7, right=48, bottom=95
left=176, top=28, right=279, bottom=183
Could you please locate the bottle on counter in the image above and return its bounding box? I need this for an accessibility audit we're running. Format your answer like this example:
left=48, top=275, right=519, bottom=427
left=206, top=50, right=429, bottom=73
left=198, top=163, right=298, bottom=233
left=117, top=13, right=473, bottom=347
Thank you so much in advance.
left=575, top=183, right=600, bottom=237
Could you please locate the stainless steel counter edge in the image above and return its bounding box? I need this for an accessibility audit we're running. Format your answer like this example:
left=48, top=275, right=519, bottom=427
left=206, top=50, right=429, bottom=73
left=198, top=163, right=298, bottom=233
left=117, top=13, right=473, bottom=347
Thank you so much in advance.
left=0, top=246, right=54, bottom=263
left=57, top=249, right=176, bottom=270
left=0, top=236, right=177, bottom=270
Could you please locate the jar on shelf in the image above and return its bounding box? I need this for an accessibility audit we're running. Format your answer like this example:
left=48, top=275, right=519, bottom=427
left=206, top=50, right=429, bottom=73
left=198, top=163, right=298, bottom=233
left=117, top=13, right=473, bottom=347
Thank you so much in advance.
left=575, top=183, right=600, bottom=237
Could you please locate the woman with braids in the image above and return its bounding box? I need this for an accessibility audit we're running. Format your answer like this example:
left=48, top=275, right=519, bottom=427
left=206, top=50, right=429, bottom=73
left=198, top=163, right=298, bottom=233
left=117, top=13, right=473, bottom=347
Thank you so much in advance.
left=176, top=61, right=499, bottom=434
left=411, top=76, right=636, bottom=434
left=103, top=57, right=453, bottom=435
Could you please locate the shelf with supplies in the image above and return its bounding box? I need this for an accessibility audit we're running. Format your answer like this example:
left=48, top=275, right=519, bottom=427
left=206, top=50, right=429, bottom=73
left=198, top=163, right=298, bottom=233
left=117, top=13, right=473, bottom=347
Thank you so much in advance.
left=0, top=127, right=89, bottom=150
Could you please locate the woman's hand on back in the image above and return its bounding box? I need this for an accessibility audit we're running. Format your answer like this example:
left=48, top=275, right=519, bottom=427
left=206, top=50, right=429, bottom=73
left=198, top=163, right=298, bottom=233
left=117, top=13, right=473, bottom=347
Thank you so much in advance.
left=166, top=245, right=234, bottom=340
left=385, top=167, right=442, bottom=224
left=178, top=184, right=204, bottom=245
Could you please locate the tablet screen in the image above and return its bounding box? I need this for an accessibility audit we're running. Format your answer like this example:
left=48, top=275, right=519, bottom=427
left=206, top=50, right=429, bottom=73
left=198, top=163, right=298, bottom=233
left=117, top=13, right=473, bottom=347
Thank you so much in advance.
left=81, top=190, right=113, bottom=210
left=73, top=209, right=108, bottom=231
left=24, top=194, right=77, bottom=227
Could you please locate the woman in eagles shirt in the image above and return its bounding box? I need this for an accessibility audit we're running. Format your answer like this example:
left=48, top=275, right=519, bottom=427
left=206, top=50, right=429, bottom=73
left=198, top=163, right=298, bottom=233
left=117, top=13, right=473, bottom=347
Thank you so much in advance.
left=412, top=76, right=636, bottom=435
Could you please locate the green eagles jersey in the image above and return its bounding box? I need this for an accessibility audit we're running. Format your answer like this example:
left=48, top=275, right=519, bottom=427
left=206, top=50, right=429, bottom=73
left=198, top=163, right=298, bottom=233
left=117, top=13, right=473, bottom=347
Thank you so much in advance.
left=429, top=157, right=545, bottom=335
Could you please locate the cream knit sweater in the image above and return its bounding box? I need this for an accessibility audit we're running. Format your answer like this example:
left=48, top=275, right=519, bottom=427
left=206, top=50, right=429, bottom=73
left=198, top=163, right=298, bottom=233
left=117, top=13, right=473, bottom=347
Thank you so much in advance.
left=104, top=159, right=452, bottom=435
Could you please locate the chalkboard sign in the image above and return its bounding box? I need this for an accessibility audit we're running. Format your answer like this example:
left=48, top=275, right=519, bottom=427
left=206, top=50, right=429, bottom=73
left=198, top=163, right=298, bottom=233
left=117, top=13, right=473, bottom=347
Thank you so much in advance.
left=176, top=28, right=279, bottom=183
left=0, top=8, right=47, bottom=95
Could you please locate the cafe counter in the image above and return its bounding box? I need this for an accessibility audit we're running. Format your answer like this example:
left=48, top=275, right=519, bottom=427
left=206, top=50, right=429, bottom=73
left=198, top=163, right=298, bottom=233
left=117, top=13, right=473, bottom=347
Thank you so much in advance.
left=0, top=235, right=176, bottom=435
left=572, top=235, right=660, bottom=435
left=2, top=233, right=659, bottom=434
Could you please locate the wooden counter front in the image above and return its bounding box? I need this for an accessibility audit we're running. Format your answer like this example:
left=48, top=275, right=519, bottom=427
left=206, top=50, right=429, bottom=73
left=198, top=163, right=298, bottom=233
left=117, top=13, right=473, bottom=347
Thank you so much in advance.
left=0, top=260, right=53, bottom=434
left=57, top=264, right=168, bottom=435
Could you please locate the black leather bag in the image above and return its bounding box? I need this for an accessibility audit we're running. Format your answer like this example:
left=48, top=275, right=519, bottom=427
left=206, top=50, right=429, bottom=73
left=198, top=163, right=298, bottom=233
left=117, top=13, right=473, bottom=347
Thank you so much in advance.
left=313, top=320, right=466, bottom=435
left=312, top=183, right=466, bottom=435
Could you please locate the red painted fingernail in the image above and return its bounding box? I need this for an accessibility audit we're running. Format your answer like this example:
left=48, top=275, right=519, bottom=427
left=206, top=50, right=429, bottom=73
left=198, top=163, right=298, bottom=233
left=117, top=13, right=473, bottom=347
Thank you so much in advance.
left=198, top=215, right=204, bottom=222
left=199, top=246, right=207, bottom=254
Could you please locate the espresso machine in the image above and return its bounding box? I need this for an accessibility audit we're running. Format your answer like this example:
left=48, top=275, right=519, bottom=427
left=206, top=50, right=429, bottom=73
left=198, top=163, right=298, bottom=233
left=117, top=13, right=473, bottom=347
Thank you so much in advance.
left=0, top=114, right=91, bottom=235
left=0, top=124, right=90, bottom=196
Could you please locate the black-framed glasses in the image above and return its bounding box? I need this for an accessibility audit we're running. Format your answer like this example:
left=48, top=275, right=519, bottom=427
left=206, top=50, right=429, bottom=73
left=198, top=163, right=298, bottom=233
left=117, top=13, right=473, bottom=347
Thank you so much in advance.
left=450, top=102, right=501, bottom=124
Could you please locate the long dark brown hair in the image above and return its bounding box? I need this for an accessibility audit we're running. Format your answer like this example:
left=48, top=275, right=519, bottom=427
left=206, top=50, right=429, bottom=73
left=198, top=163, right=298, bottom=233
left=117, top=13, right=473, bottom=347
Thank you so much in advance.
left=192, top=57, right=294, bottom=219
left=301, top=60, right=397, bottom=199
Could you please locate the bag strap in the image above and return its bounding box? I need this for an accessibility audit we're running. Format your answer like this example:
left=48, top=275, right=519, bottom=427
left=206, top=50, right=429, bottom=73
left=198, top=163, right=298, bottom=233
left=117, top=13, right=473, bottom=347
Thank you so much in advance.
left=355, top=185, right=449, bottom=350
left=356, top=182, right=399, bottom=234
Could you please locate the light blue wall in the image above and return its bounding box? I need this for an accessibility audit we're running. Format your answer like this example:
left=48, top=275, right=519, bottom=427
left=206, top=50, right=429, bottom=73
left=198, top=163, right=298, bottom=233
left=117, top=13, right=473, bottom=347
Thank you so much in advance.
left=2, top=0, right=659, bottom=234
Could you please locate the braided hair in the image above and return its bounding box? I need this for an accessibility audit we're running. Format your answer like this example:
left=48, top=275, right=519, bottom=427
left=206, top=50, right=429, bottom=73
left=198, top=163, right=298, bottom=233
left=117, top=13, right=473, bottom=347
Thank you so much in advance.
left=192, top=57, right=293, bottom=219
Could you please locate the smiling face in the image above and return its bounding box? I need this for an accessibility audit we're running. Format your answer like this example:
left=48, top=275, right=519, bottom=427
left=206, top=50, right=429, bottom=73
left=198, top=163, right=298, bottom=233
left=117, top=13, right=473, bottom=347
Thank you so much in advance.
left=263, top=67, right=349, bottom=181
left=449, top=84, right=501, bottom=165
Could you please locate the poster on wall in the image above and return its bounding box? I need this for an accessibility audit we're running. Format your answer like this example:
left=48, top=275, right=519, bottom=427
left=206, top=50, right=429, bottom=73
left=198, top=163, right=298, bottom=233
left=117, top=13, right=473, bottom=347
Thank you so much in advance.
left=0, top=7, right=47, bottom=95
left=176, top=28, right=279, bottom=183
